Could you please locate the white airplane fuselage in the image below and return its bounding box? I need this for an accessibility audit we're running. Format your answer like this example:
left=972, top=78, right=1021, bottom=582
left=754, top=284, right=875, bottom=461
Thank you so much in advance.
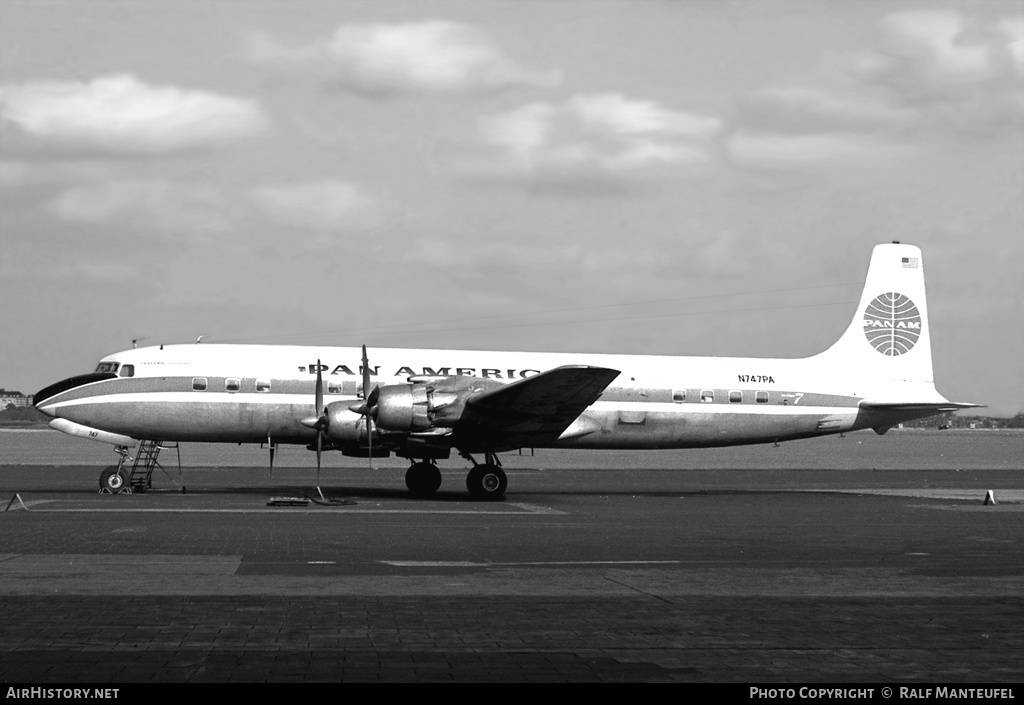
left=36, top=345, right=906, bottom=449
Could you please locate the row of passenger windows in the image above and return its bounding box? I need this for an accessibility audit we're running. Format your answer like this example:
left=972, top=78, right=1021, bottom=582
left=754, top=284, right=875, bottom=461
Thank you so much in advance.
left=672, top=389, right=770, bottom=404
left=186, top=378, right=775, bottom=403
left=192, top=378, right=271, bottom=392
left=190, top=378, right=362, bottom=394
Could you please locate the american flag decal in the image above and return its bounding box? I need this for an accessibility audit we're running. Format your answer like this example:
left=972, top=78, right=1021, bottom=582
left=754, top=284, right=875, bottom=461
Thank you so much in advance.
left=902, top=257, right=919, bottom=268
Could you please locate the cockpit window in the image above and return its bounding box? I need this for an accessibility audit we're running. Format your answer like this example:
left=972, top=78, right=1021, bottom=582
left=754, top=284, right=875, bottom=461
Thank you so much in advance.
left=95, top=362, right=120, bottom=374
left=119, top=364, right=135, bottom=378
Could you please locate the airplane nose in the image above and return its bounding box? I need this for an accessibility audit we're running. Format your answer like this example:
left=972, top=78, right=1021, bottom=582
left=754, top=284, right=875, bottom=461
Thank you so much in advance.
left=34, top=372, right=117, bottom=414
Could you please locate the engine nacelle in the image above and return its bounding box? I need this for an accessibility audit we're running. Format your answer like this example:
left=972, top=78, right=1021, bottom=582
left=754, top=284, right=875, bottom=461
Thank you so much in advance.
left=324, top=402, right=364, bottom=443
left=353, top=376, right=503, bottom=434
left=374, top=384, right=433, bottom=432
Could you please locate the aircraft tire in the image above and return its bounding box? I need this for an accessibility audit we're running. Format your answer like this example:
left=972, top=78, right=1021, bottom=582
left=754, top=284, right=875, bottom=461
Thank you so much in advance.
left=466, top=464, right=507, bottom=501
left=406, top=462, right=442, bottom=497
left=99, top=466, right=129, bottom=493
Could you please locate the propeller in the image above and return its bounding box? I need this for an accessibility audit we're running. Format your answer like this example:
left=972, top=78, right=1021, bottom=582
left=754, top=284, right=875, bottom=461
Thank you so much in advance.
left=348, top=345, right=379, bottom=466
left=314, top=359, right=325, bottom=477
left=300, top=359, right=330, bottom=479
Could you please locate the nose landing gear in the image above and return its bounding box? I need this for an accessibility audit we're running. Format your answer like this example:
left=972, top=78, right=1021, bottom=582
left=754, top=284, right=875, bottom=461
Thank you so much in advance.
left=99, top=446, right=132, bottom=494
left=99, top=464, right=130, bottom=493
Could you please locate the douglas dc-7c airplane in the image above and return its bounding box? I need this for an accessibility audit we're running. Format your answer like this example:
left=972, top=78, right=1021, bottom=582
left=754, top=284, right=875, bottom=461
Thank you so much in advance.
left=34, top=242, right=978, bottom=499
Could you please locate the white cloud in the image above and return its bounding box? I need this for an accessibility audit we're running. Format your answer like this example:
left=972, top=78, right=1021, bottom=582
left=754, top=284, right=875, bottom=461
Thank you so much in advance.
left=568, top=93, right=720, bottom=138
left=857, top=9, right=1024, bottom=124
left=727, top=10, right=1024, bottom=172
left=725, top=130, right=911, bottom=171
left=0, top=74, right=270, bottom=156
left=0, top=160, right=112, bottom=192
left=1001, top=17, right=1024, bottom=75
left=737, top=86, right=916, bottom=135
left=40, top=178, right=384, bottom=238
left=47, top=180, right=231, bottom=234
left=868, top=10, right=1018, bottom=88
left=474, top=93, right=720, bottom=185
left=250, top=21, right=560, bottom=96
left=34, top=261, right=142, bottom=282
left=249, top=180, right=382, bottom=232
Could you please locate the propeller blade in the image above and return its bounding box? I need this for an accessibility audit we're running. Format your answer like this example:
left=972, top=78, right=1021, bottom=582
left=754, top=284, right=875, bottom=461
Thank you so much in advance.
left=315, top=358, right=324, bottom=417
left=316, top=431, right=322, bottom=479
left=312, top=359, right=327, bottom=480
left=360, top=346, right=372, bottom=400
left=367, top=415, right=373, bottom=469
left=361, top=345, right=374, bottom=470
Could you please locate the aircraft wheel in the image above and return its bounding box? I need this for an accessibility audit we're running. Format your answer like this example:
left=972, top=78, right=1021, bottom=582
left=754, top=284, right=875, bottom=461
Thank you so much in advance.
left=466, top=464, right=507, bottom=501
left=405, top=462, right=442, bottom=497
left=99, top=466, right=129, bottom=493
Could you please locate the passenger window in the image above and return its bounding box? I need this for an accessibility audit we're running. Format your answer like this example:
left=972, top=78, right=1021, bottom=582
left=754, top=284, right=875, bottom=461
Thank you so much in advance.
left=328, top=381, right=343, bottom=394
left=700, top=389, right=714, bottom=403
left=192, top=377, right=207, bottom=391
left=672, top=390, right=686, bottom=403
left=225, top=378, right=240, bottom=392
left=119, top=364, right=134, bottom=378
left=755, top=391, right=769, bottom=404
left=256, top=379, right=271, bottom=393
left=729, top=390, right=742, bottom=403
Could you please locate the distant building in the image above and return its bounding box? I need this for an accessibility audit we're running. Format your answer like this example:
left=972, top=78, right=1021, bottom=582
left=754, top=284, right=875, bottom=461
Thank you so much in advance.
left=0, top=389, right=33, bottom=409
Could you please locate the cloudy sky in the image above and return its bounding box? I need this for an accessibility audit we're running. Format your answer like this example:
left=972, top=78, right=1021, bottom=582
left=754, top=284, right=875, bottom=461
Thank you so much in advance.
left=1, top=0, right=1021, bottom=416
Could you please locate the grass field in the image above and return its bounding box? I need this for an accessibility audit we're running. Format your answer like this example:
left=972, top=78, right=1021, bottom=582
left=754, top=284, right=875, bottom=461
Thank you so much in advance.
left=2, top=426, right=1021, bottom=471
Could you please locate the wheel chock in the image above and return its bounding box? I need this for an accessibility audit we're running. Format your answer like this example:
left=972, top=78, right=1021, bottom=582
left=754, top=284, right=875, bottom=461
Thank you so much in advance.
left=98, top=486, right=133, bottom=495
left=5, top=494, right=29, bottom=512
left=267, top=497, right=309, bottom=506
left=984, top=490, right=998, bottom=505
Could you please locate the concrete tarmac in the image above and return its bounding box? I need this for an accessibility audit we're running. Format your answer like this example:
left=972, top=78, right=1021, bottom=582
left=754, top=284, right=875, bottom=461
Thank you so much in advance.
left=1, top=456, right=1022, bottom=683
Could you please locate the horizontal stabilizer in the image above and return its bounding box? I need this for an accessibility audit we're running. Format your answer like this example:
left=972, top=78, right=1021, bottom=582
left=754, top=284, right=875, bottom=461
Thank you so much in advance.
left=859, top=400, right=985, bottom=412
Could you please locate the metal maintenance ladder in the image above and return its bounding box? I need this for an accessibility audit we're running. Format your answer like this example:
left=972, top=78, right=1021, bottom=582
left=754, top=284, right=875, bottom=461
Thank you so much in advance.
left=126, top=440, right=181, bottom=493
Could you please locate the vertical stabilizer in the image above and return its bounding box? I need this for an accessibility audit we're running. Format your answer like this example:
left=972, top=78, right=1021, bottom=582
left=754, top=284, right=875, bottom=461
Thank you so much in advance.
left=814, top=242, right=938, bottom=395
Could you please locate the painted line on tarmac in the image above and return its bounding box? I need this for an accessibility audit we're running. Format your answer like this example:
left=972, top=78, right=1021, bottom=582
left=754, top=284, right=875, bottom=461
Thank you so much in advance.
left=381, top=560, right=681, bottom=568
left=21, top=502, right=562, bottom=516
left=796, top=488, right=1024, bottom=503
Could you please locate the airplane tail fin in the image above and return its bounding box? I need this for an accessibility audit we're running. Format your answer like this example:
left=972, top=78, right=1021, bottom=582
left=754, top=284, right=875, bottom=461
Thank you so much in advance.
left=812, top=242, right=978, bottom=410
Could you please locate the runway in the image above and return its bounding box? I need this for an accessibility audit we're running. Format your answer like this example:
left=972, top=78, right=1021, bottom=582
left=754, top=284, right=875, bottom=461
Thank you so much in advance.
left=1, top=430, right=1022, bottom=682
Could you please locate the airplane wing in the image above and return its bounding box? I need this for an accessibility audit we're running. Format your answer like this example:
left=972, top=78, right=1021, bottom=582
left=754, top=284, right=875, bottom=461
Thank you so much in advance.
left=454, top=365, right=620, bottom=449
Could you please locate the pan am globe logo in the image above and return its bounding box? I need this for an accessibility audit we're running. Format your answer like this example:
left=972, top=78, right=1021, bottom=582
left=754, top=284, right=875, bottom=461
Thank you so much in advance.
left=863, top=292, right=922, bottom=356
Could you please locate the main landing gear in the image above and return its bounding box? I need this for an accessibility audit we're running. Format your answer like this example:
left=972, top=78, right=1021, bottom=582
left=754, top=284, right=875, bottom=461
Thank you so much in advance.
left=405, top=460, right=442, bottom=498
left=403, top=451, right=508, bottom=501
left=462, top=450, right=507, bottom=501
